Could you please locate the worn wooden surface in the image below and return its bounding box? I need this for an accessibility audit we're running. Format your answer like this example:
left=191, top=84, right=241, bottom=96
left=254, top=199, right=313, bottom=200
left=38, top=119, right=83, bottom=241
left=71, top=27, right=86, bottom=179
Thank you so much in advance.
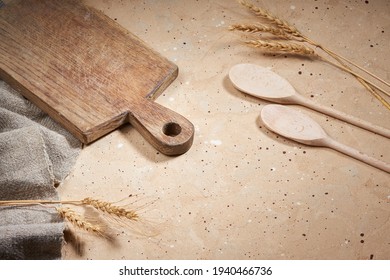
left=0, top=0, right=194, bottom=155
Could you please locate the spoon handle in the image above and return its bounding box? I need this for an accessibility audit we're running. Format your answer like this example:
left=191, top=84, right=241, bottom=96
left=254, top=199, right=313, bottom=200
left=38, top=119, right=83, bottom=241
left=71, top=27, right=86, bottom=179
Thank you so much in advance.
left=294, top=95, right=390, bottom=138
left=322, top=137, right=390, bottom=173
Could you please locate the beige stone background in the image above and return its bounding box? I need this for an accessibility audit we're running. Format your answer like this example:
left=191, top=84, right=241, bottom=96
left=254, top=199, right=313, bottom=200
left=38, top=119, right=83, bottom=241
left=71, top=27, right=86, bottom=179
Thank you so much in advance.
left=59, top=0, right=389, bottom=259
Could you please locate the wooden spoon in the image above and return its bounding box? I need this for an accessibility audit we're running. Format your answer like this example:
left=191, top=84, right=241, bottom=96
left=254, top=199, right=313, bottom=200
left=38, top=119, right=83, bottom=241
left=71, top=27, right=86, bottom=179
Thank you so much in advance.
left=229, top=63, right=390, bottom=139
left=260, top=104, right=390, bottom=173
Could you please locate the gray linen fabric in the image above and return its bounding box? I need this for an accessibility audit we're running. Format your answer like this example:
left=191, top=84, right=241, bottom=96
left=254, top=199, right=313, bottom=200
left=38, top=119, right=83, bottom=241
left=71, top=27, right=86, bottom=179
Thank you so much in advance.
left=0, top=81, right=81, bottom=259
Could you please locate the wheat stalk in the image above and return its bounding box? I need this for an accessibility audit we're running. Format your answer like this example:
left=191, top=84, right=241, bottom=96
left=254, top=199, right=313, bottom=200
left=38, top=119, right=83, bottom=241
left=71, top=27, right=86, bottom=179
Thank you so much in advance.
left=234, top=0, right=390, bottom=109
left=302, top=35, right=390, bottom=90
left=0, top=196, right=142, bottom=238
left=0, top=197, right=139, bottom=218
left=0, top=199, right=62, bottom=206
left=318, top=56, right=390, bottom=109
left=244, top=39, right=390, bottom=109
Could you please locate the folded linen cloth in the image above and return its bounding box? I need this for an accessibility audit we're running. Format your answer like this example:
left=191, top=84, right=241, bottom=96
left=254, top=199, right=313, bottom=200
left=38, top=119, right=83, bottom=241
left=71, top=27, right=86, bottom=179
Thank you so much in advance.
left=0, top=81, right=81, bottom=259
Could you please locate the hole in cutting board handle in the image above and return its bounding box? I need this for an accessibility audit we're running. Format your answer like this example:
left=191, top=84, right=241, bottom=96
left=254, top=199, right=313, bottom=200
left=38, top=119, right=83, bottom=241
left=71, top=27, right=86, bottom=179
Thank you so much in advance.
left=127, top=100, right=194, bottom=155
left=163, top=122, right=182, bottom=137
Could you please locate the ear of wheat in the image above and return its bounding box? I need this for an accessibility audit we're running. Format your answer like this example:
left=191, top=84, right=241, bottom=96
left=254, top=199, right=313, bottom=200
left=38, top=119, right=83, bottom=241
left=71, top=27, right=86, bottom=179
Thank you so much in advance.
left=232, top=0, right=390, bottom=110
left=56, top=207, right=104, bottom=236
left=245, top=39, right=315, bottom=55
left=229, top=23, right=296, bottom=40
left=238, top=0, right=301, bottom=37
left=81, top=197, right=139, bottom=221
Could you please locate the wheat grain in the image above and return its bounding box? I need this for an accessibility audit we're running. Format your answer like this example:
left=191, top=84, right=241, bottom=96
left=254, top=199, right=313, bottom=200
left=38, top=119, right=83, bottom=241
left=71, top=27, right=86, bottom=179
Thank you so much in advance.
left=246, top=39, right=315, bottom=55
left=81, top=197, right=139, bottom=221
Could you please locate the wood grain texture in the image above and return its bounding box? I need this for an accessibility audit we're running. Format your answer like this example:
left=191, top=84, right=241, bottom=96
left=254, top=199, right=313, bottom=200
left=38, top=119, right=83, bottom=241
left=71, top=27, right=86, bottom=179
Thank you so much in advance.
left=0, top=0, right=194, bottom=155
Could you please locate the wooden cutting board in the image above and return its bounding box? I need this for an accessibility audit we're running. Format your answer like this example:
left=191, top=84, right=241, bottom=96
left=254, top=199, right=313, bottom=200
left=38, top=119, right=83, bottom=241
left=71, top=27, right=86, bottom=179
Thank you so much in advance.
left=0, top=0, right=194, bottom=155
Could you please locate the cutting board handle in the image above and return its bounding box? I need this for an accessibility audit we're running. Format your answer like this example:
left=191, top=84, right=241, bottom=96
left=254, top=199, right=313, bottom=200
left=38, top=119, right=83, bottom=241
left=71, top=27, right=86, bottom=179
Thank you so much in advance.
left=128, top=99, right=194, bottom=156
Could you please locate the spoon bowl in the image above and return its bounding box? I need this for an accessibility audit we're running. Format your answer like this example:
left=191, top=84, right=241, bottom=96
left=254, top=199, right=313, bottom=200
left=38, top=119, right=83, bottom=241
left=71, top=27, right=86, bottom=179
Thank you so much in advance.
left=229, top=63, right=296, bottom=102
left=261, top=104, right=327, bottom=146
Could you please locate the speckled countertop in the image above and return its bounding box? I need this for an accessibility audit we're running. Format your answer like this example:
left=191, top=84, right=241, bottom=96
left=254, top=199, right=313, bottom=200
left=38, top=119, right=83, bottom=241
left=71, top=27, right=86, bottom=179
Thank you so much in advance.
left=59, top=0, right=389, bottom=259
